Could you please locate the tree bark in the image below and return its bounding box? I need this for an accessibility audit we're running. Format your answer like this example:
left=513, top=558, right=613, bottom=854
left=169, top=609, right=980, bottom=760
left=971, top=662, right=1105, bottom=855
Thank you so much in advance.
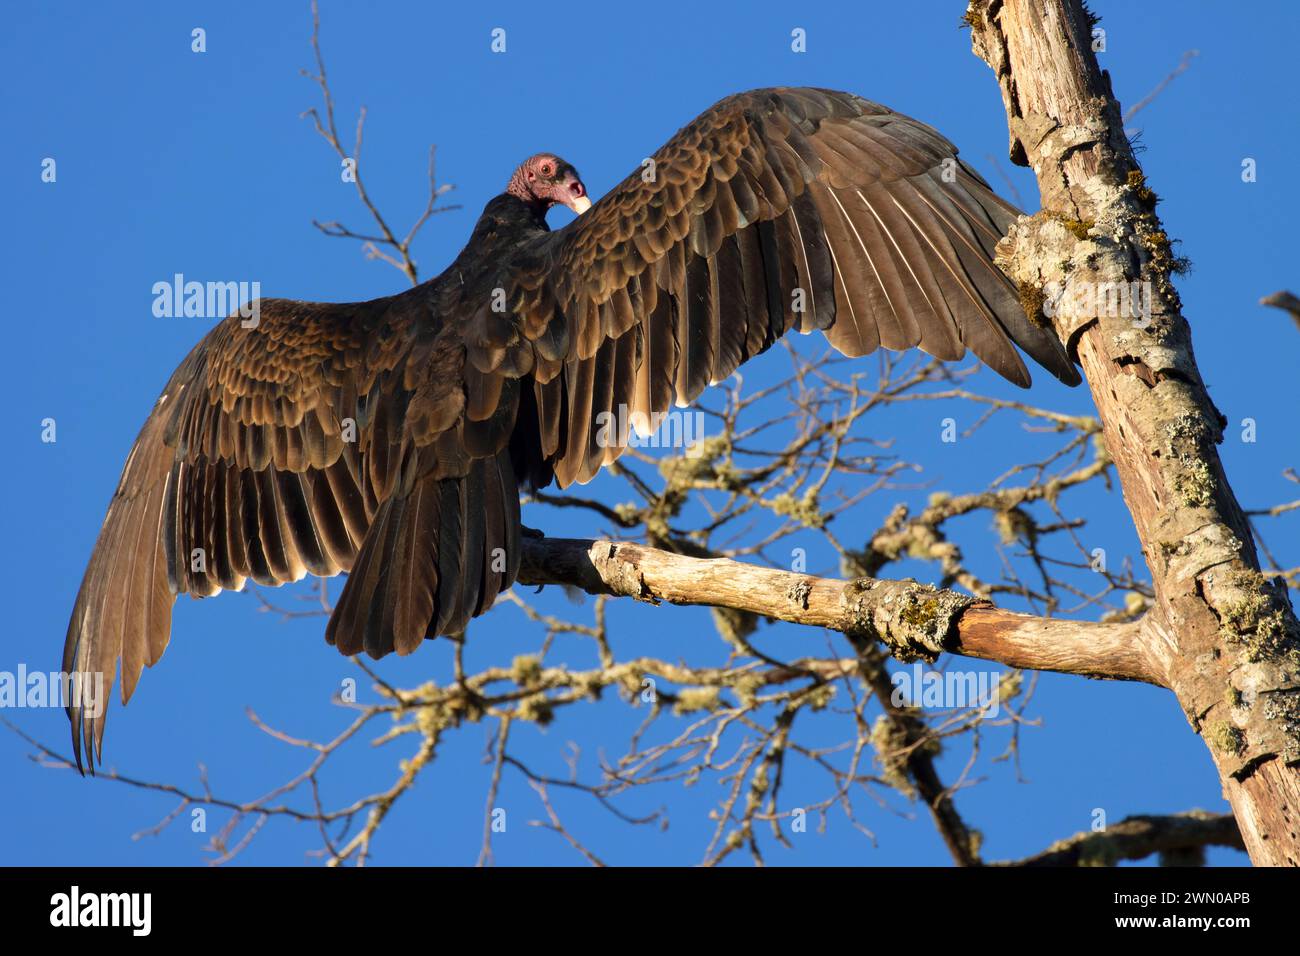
left=519, top=537, right=1156, bottom=683
left=966, top=0, right=1300, bottom=865
left=993, top=811, right=1244, bottom=867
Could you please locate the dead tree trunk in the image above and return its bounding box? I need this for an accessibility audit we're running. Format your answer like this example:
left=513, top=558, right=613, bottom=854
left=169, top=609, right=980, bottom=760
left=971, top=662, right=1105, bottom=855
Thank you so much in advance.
left=966, top=0, right=1300, bottom=865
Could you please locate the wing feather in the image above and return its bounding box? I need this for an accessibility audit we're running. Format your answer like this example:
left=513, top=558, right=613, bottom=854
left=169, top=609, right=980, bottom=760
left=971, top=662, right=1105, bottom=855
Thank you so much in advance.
left=67, top=84, right=1082, bottom=773
left=64, top=293, right=525, bottom=771
left=498, top=87, right=1078, bottom=487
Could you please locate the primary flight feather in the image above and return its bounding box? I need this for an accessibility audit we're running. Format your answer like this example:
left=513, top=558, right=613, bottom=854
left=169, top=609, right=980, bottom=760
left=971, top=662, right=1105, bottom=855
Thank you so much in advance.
left=64, top=87, right=1079, bottom=772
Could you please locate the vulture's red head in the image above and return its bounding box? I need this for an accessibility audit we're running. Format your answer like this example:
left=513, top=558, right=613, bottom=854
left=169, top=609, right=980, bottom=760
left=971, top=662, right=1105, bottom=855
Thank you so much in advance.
left=508, top=153, right=590, bottom=215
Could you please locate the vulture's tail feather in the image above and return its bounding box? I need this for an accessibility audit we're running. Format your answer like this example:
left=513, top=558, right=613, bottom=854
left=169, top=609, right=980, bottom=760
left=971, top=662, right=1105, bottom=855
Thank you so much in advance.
left=325, top=448, right=521, bottom=658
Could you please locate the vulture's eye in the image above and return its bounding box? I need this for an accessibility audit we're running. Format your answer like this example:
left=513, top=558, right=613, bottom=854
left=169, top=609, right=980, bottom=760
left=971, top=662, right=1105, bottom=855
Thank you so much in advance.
left=540, top=162, right=553, bottom=176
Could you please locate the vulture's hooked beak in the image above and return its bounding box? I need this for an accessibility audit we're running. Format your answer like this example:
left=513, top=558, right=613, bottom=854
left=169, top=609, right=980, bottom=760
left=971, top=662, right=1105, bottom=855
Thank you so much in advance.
left=562, top=177, right=591, bottom=215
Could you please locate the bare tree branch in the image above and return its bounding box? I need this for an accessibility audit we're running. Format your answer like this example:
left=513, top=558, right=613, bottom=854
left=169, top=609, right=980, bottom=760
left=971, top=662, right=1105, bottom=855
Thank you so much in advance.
left=300, top=0, right=458, bottom=284
left=518, top=537, right=1158, bottom=684
left=1260, top=290, right=1300, bottom=332
left=1124, top=50, right=1199, bottom=126
left=993, top=811, right=1244, bottom=867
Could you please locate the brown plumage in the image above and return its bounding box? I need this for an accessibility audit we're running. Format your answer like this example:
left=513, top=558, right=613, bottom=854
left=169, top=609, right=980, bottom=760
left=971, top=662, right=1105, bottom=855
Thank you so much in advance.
left=64, top=87, right=1079, bottom=772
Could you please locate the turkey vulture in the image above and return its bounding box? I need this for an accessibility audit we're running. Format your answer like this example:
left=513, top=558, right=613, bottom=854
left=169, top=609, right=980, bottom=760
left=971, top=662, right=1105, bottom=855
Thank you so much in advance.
left=63, top=87, right=1079, bottom=772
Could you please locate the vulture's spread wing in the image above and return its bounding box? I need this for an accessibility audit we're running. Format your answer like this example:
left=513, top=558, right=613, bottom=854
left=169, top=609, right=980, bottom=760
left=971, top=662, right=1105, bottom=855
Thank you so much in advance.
left=500, top=88, right=1078, bottom=486
left=67, top=86, right=1078, bottom=772
left=64, top=295, right=523, bottom=771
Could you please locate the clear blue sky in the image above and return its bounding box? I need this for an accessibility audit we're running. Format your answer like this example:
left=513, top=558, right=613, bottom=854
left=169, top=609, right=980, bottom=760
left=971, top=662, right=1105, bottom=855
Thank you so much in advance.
left=3, top=1, right=1296, bottom=866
